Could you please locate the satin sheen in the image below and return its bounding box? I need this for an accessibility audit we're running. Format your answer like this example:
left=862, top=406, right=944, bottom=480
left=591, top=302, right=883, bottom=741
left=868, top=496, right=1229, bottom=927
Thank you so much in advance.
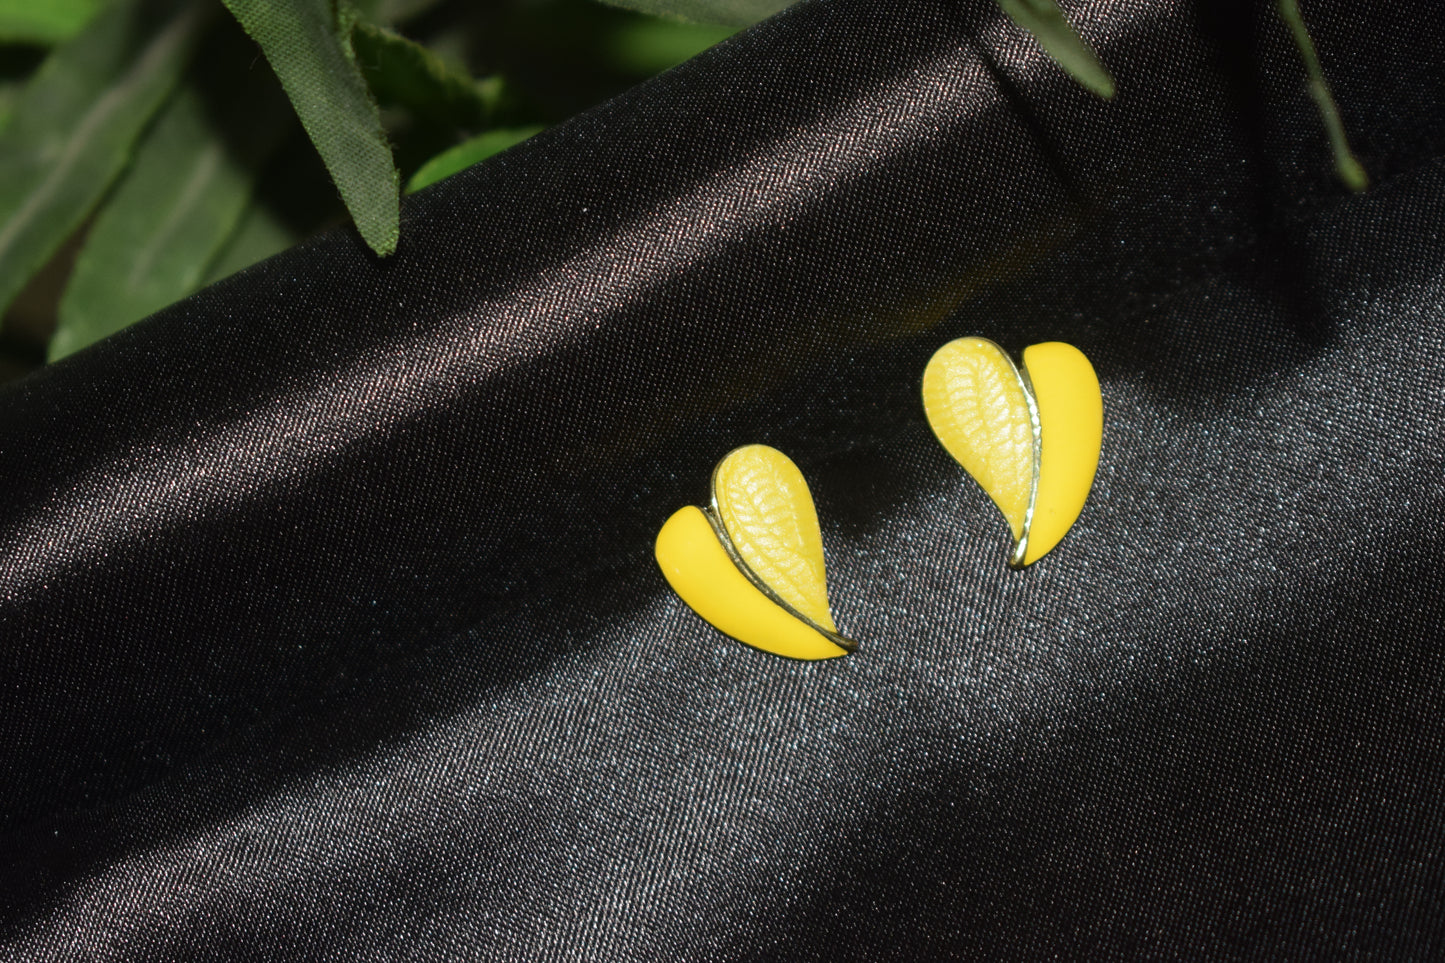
left=3, top=0, right=1444, bottom=957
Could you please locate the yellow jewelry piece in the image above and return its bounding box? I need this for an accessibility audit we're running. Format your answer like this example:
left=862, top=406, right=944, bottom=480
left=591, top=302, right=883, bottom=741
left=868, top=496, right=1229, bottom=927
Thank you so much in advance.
left=922, top=337, right=1102, bottom=567
left=655, top=445, right=855, bottom=660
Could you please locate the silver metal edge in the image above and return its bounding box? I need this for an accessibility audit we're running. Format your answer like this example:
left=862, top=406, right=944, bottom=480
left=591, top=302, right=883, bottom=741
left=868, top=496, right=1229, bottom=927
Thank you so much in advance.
left=1002, top=344, right=1042, bottom=570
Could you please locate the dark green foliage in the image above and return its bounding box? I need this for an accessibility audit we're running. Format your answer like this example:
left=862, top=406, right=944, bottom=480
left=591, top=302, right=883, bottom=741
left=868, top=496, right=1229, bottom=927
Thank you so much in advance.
left=202, top=198, right=297, bottom=288
left=0, top=0, right=106, bottom=46
left=52, top=89, right=264, bottom=357
left=406, top=126, right=545, bottom=192
left=353, top=20, right=500, bottom=131
left=221, top=0, right=400, bottom=257
left=0, top=0, right=205, bottom=319
left=0, top=0, right=1367, bottom=374
left=603, top=19, right=735, bottom=74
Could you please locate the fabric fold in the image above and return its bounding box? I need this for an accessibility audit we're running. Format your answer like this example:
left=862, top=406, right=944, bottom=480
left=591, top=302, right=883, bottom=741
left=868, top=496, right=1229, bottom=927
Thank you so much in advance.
left=3, top=0, right=1444, bottom=956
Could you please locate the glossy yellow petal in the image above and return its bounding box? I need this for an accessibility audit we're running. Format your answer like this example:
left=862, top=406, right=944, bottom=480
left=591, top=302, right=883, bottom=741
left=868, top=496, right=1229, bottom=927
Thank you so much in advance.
left=710, top=444, right=836, bottom=633
left=654, top=506, right=850, bottom=661
left=921, top=337, right=1036, bottom=541
left=1020, top=342, right=1102, bottom=565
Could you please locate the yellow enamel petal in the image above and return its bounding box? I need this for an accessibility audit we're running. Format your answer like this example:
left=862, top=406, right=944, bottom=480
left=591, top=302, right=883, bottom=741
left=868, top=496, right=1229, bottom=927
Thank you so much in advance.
left=921, top=337, right=1035, bottom=541
left=710, top=444, right=837, bottom=632
left=1021, top=342, right=1102, bottom=565
left=654, top=506, right=850, bottom=661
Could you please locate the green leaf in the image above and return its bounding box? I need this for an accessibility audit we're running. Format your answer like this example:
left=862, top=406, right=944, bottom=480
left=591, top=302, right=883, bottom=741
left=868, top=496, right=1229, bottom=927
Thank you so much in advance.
left=202, top=199, right=298, bottom=286
left=592, top=0, right=787, bottom=29
left=50, top=88, right=259, bottom=360
left=0, top=0, right=107, bottom=45
left=221, top=0, right=400, bottom=256
left=352, top=20, right=499, bottom=130
left=0, top=80, right=17, bottom=134
left=1276, top=0, right=1367, bottom=191
left=0, top=0, right=204, bottom=319
left=350, top=0, right=447, bottom=28
left=606, top=19, right=737, bottom=75
left=406, top=126, right=544, bottom=192
left=996, top=0, right=1115, bottom=100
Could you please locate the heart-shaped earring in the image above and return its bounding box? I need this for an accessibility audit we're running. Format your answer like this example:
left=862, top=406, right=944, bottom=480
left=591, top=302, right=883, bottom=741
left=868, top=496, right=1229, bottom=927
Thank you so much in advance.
left=922, top=337, right=1102, bottom=567
left=655, top=444, right=856, bottom=660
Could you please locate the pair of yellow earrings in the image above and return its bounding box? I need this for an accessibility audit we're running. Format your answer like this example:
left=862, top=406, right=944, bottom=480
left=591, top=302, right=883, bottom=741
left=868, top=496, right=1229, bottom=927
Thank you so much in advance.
left=655, top=337, right=1103, bottom=661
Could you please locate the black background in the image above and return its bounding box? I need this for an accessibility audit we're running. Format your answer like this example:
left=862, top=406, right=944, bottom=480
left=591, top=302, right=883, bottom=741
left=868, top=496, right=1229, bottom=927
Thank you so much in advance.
left=2, top=0, right=1443, bottom=957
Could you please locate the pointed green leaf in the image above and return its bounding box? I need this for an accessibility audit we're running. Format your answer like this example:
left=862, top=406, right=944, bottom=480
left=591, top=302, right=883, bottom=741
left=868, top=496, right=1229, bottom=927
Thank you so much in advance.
left=51, top=88, right=261, bottom=359
left=0, top=0, right=107, bottom=45
left=0, top=0, right=204, bottom=318
left=996, top=0, right=1115, bottom=99
left=221, top=0, right=399, bottom=256
left=202, top=199, right=298, bottom=286
left=606, top=20, right=737, bottom=75
left=406, top=126, right=544, bottom=193
left=1276, top=0, right=1366, bottom=191
left=352, top=21, right=499, bottom=129
left=592, top=0, right=786, bottom=28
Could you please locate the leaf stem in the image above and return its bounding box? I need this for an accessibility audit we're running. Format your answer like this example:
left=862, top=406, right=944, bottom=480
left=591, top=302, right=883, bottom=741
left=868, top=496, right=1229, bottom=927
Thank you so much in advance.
left=1276, top=0, right=1367, bottom=191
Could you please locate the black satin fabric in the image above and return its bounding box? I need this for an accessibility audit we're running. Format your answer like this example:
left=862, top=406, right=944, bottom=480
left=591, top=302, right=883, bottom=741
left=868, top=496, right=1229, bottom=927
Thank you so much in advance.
left=3, top=0, right=1444, bottom=956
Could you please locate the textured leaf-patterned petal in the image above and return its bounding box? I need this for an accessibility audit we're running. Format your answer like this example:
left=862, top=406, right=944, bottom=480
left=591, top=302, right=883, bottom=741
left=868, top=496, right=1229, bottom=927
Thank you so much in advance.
left=922, top=337, right=1035, bottom=540
left=711, top=445, right=836, bottom=632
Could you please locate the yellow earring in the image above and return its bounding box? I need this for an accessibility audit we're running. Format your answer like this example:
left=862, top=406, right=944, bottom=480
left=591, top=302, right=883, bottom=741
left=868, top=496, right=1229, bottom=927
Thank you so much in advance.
left=922, top=337, right=1102, bottom=567
left=655, top=444, right=855, bottom=660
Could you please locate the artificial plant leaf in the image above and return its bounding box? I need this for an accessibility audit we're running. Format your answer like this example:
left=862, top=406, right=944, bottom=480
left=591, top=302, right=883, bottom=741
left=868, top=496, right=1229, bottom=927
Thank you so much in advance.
left=0, top=0, right=107, bottom=46
left=592, top=0, right=787, bottom=29
left=1276, top=0, right=1367, bottom=191
left=0, top=0, right=204, bottom=318
left=0, top=80, right=17, bottom=134
left=406, top=126, right=544, bottom=192
left=352, top=20, right=499, bottom=130
left=351, top=0, right=447, bottom=28
left=996, top=0, right=1115, bottom=99
left=605, top=19, right=736, bottom=75
left=202, top=199, right=298, bottom=286
left=0, top=46, right=45, bottom=136
left=51, top=89, right=257, bottom=360
left=221, top=0, right=400, bottom=257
